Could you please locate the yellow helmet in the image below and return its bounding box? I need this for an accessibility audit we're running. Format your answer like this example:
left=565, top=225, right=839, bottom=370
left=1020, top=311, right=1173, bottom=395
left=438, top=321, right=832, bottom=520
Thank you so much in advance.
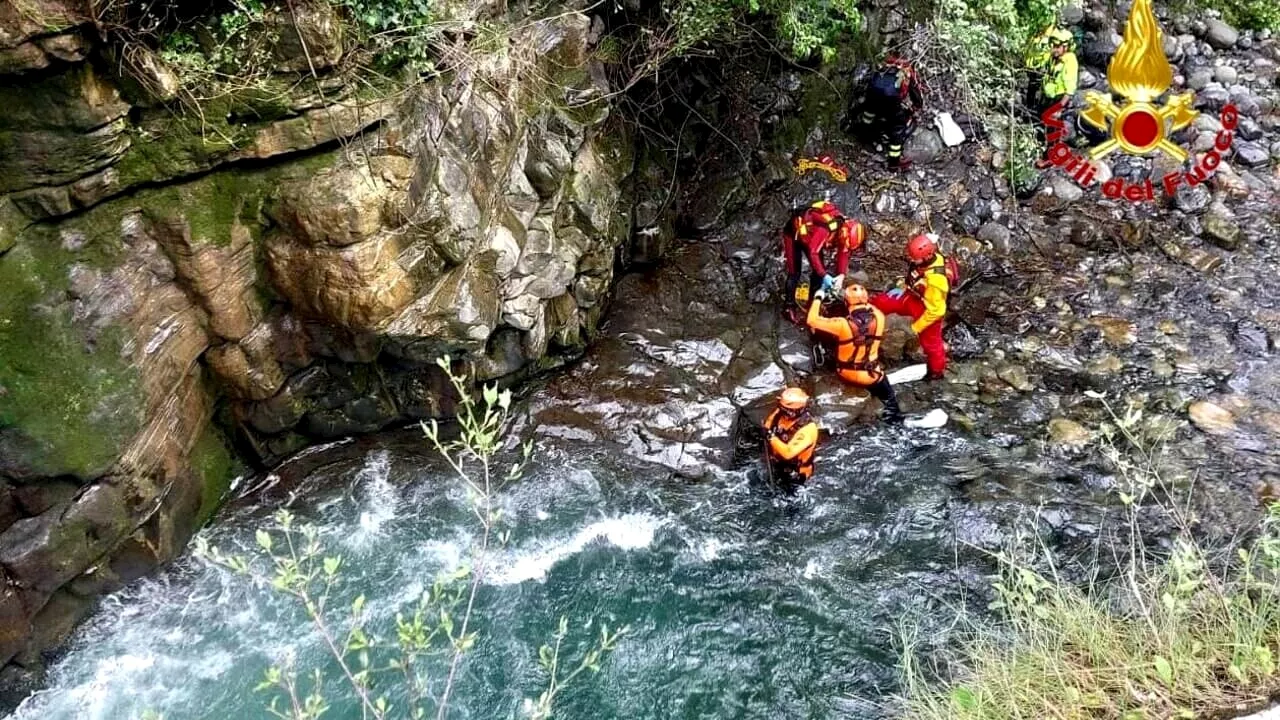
left=1049, top=29, right=1072, bottom=44
left=844, top=284, right=869, bottom=307
left=780, top=387, right=810, bottom=411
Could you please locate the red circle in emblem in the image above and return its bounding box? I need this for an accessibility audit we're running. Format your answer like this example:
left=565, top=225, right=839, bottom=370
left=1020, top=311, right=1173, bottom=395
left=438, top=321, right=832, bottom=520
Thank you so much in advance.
left=1119, top=110, right=1161, bottom=149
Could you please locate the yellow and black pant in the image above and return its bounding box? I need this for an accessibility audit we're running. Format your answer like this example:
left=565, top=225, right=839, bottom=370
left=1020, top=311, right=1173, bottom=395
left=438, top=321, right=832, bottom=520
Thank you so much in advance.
left=855, top=94, right=913, bottom=164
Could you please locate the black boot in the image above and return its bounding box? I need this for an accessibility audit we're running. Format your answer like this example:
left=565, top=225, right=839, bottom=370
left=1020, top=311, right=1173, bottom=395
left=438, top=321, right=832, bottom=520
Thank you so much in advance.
left=871, top=376, right=904, bottom=424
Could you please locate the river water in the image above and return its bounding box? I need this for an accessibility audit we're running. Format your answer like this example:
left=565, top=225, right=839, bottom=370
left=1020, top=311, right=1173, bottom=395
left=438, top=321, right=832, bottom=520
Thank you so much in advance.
left=7, top=420, right=1024, bottom=720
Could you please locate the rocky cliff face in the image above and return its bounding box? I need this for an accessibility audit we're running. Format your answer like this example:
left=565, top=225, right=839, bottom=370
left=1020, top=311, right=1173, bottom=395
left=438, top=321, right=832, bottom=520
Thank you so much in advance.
left=0, top=0, right=633, bottom=684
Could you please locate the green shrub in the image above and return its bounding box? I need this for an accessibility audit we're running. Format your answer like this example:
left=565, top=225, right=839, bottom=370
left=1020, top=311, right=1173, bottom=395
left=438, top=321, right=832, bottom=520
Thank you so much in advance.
left=902, top=509, right=1280, bottom=719
left=156, top=0, right=281, bottom=101
left=929, top=0, right=1061, bottom=184
left=332, top=0, right=438, bottom=75
left=152, top=0, right=440, bottom=104
left=1202, top=0, right=1280, bottom=31
left=660, top=0, right=861, bottom=62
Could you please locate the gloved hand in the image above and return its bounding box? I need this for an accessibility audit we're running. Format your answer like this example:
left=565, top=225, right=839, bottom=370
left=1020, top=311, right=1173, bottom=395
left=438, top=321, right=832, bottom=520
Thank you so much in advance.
left=820, top=274, right=836, bottom=292
left=812, top=288, right=828, bottom=302
left=832, top=274, right=845, bottom=291
left=886, top=287, right=906, bottom=299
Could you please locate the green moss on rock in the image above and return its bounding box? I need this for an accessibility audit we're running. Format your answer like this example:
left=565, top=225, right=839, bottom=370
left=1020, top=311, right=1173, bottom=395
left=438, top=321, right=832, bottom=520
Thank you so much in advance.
left=144, top=169, right=262, bottom=246
left=0, top=197, right=25, bottom=254
left=113, top=115, right=256, bottom=191
left=0, top=234, right=141, bottom=480
left=190, top=424, right=240, bottom=526
left=1, top=148, right=340, bottom=482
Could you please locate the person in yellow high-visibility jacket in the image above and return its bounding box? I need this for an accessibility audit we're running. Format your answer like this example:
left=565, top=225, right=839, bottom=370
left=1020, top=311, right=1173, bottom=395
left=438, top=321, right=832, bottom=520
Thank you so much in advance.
left=1031, top=29, right=1079, bottom=166
left=1041, top=30, right=1079, bottom=102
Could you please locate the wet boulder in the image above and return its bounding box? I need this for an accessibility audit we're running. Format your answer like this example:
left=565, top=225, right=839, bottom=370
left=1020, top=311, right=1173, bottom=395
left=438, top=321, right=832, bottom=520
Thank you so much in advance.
left=1174, top=184, right=1210, bottom=213
left=1228, top=87, right=1261, bottom=117
left=976, top=221, right=1012, bottom=253
left=1194, top=84, right=1231, bottom=110
left=0, top=484, right=133, bottom=595
left=1189, top=400, right=1235, bottom=435
left=1236, top=117, right=1264, bottom=142
left=1202, top=202, right=1241, bottom=249
left=1212, top=64, right=1238, bottom=84
left=1048, top=417, right=1093, bottom=447
left=1187, top=68, right=1213, bottom=90
left=1234, top=142, right=1271, bottom=168
left=1211, top=163, right=1251, bottom=199
left=1233, top=319, right=1271, bottom=355
left=997, top=364, right=1035, bottom=392
left=1081, top=33, right=1120, bottom=68
left=904, top=128, right=945, bottom=164
left=1047, top=175, right=1085, bottom=203
left=1089, top=316, right=1137, bottom=347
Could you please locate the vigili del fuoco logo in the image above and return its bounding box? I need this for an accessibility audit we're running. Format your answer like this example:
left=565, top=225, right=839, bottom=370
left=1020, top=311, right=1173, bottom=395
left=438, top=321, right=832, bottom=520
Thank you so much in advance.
left=1040, top=0, right=1239, bottom=201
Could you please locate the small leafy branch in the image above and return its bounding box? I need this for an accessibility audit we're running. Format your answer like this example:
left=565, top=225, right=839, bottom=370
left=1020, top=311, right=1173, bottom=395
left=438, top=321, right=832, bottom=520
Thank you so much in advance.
left=194, top=356, right=626, bottom=719
left=524, top=616, right=628, bottom=720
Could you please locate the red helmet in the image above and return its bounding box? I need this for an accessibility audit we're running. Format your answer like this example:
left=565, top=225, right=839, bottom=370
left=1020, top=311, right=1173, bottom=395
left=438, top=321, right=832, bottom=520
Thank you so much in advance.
left=844, top=284, right=869, bottom=306
left=907, top=233, right=939, bottom=264
left=779, top=387, right=810, bottom=411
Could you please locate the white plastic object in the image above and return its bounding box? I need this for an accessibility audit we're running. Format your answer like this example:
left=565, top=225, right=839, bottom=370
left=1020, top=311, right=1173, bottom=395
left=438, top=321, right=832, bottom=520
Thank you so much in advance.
left=935, top=112, right=966, bottom=147
left=887, top=363, right=928, bottom=385
left=904, top=408, right=948, bottom=429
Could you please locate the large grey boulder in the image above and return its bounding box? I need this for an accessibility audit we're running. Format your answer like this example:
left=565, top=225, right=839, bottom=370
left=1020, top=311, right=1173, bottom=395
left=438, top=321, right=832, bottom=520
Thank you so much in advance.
left=1204, top=19, right=1239, bottom=49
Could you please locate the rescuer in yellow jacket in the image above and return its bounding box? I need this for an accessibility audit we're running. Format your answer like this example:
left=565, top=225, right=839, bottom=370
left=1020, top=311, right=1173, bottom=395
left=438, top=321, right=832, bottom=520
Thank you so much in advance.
left=870, top=234, right=955, bottom=380
left=1041, top=30, right=1079, bottom=103
left=1030, top=29, right=1079, bottom=165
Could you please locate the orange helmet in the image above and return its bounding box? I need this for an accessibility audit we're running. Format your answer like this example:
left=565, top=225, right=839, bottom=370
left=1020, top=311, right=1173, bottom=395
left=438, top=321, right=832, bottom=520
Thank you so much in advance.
left=844, top=284, right=869, bottom=306
left=779, top=387, right=810, bottom=411
left=907, top=233, right=939, bottom=264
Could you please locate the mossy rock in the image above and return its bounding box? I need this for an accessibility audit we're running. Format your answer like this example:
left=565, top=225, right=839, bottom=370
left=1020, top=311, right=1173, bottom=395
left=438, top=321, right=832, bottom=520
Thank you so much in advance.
left=112, top=116, right=257, bottom=191
left=0, top=198, right=25, bottom=254
left=0, top=226, right=141, bottom=480
left=189, top=423, right=240, bottom=526
left=0, top=149, right=339, bottom=482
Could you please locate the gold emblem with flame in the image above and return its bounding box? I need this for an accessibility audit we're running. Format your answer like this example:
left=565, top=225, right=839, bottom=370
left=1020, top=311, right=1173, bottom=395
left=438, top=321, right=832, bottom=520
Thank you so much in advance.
left=1080, top=0, right=1198, bottom=161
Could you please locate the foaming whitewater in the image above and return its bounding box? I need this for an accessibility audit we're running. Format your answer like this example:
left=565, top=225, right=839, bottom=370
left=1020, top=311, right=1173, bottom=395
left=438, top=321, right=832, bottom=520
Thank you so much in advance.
left=348, top=449, right=397, bottom=548
left=488, top=513, right=664, bottom=585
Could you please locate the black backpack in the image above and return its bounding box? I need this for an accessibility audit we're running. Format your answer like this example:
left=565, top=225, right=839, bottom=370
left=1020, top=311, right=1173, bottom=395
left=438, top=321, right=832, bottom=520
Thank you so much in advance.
left=869, top=66, right=906, bottom=101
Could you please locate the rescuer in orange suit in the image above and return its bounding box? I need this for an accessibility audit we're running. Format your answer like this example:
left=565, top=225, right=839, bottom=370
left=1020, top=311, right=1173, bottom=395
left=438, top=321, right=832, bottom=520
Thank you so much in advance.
left=807, top=284, right=903, bottom=423
left=764, top=387, right=820, bottom=486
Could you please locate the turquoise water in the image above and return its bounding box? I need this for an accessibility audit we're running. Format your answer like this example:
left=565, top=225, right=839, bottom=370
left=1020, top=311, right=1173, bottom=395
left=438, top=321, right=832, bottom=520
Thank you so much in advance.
left=6, top=424, right=1067, bottom=720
